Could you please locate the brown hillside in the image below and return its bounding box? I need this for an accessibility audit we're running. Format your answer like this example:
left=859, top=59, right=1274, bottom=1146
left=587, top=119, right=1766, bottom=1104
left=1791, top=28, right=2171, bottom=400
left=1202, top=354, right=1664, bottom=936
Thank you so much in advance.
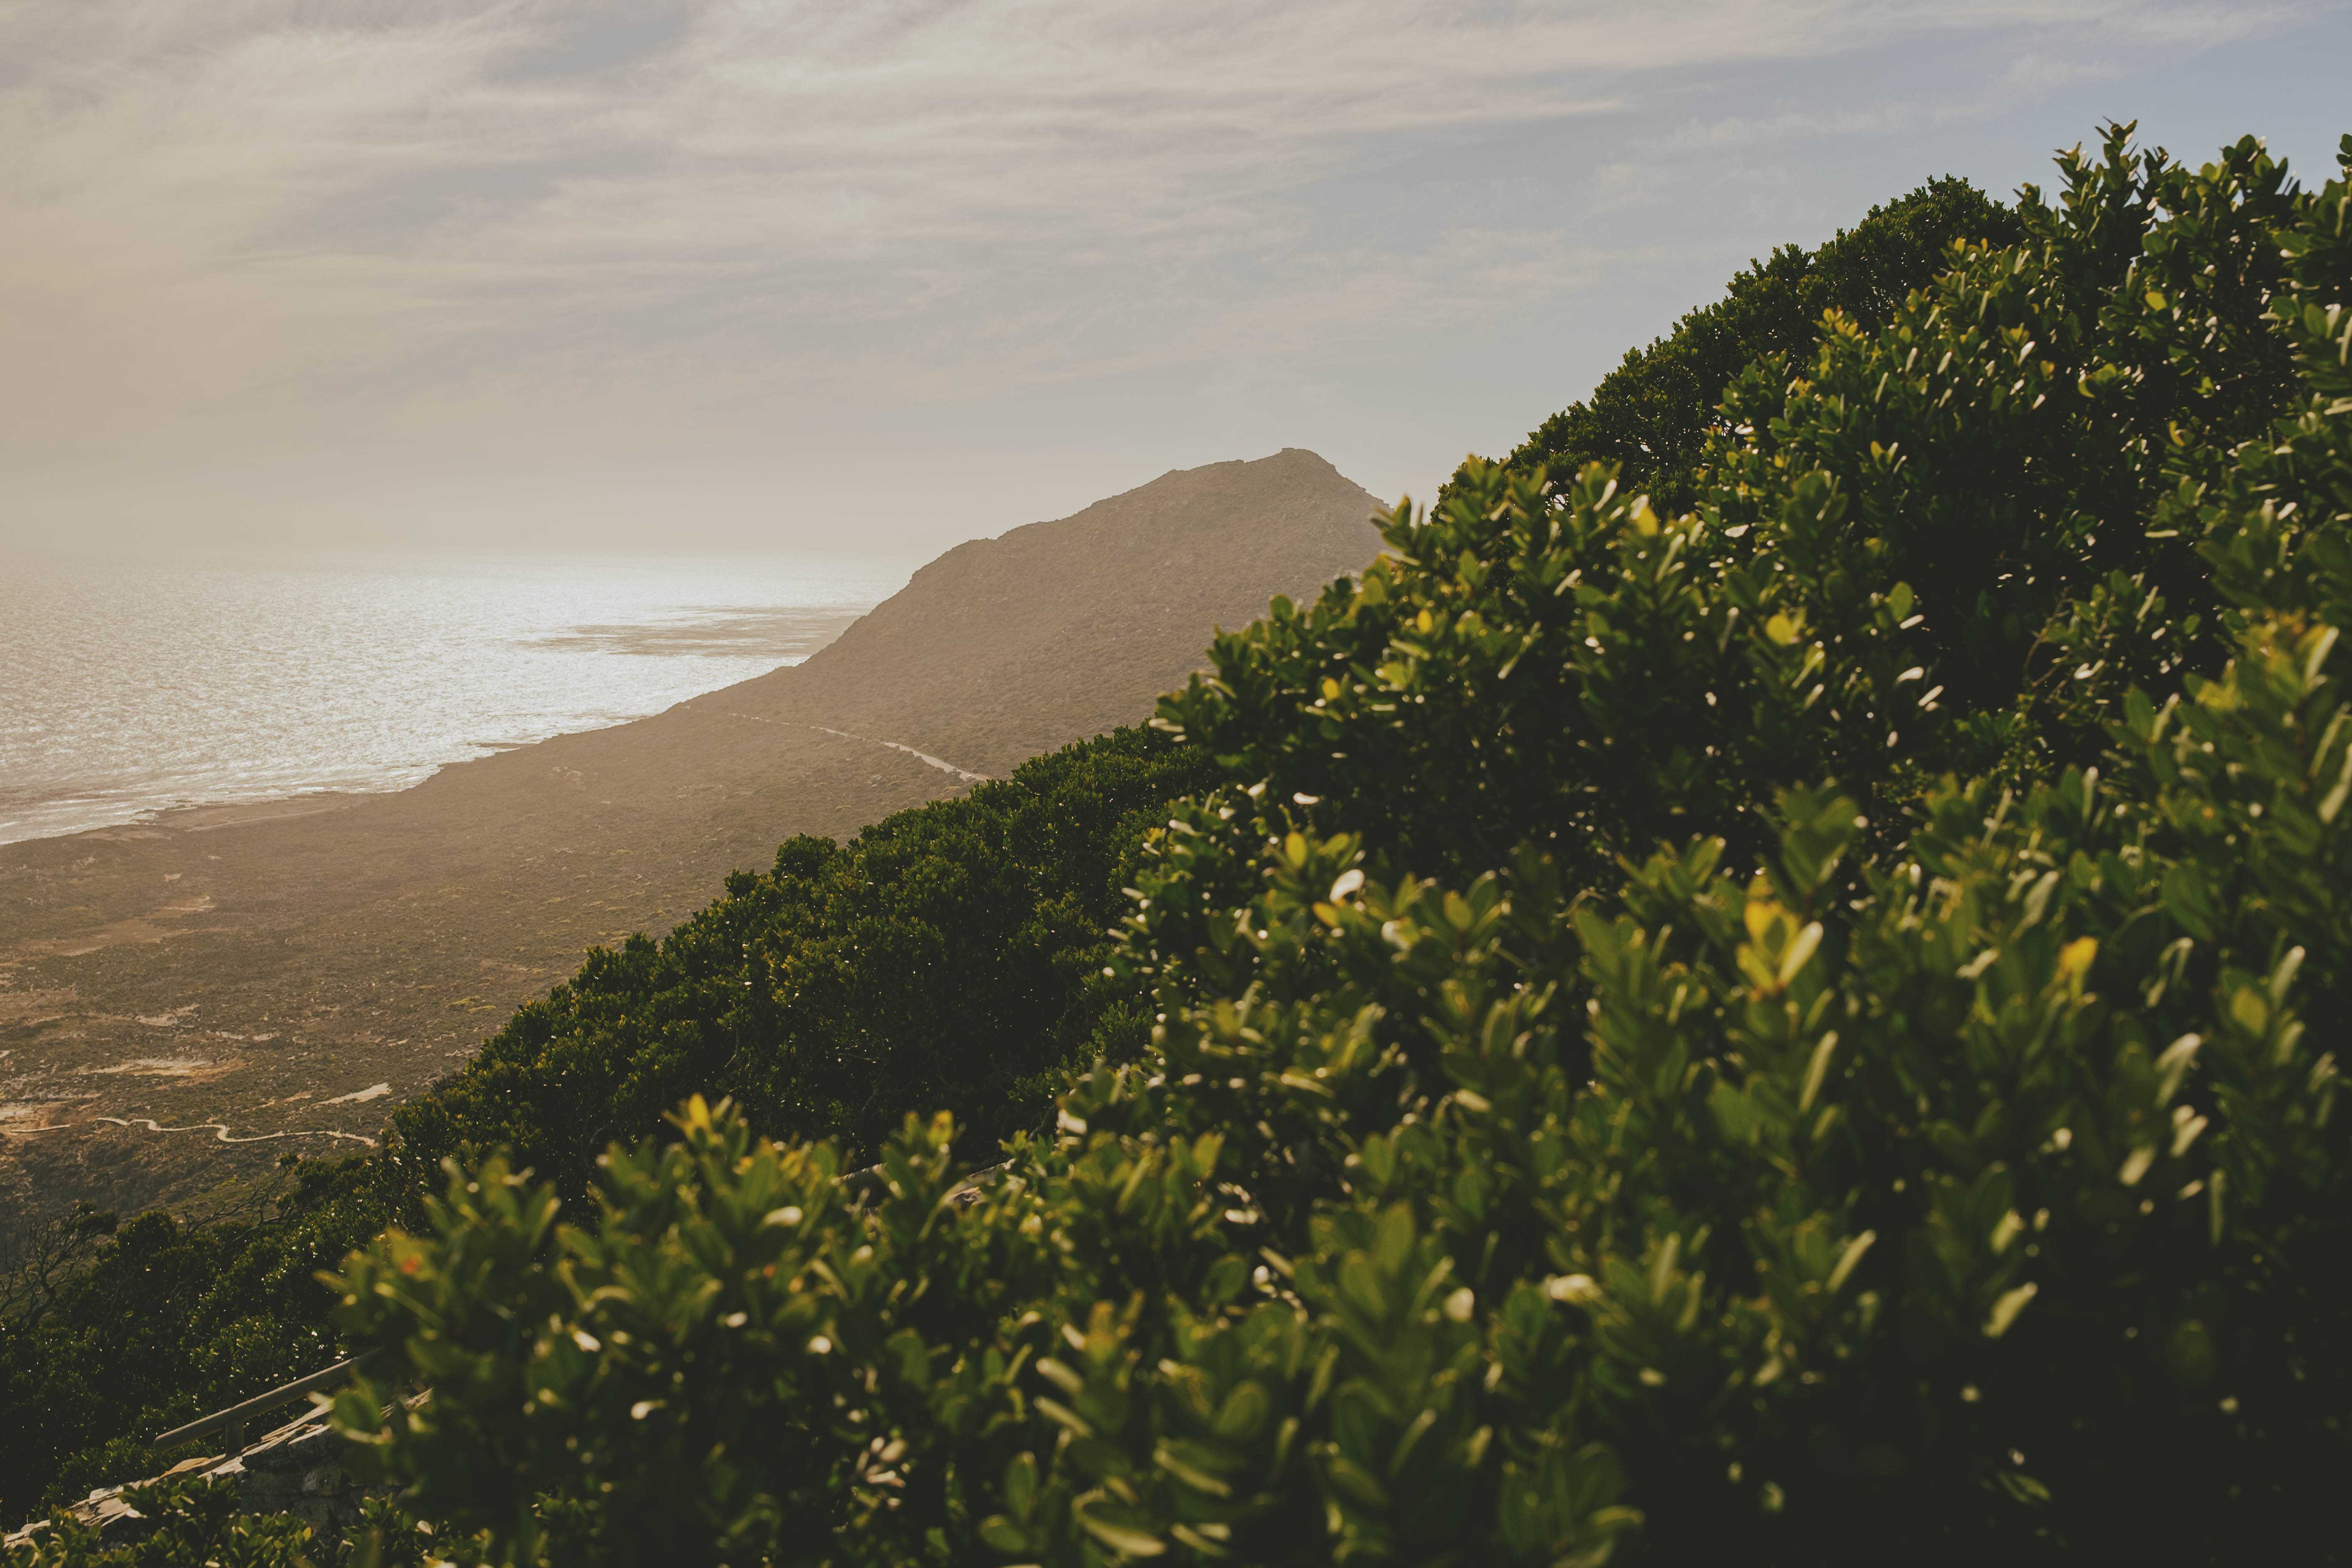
left=0, top=451, right=1383, bottom=1223
left=727, top=447, right=1384, bottom=773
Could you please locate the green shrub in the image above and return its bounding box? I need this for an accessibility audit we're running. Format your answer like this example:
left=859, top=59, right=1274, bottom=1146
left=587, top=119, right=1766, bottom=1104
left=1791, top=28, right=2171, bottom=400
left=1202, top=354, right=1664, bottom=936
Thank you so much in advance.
left=2, top=728, right=1208, bottom=1529
left=387, top=723, right=1215, bottom=1193
left=1171, top=130, right=2307, bottom=895
left=0, top=1168, right=390, bottom=1529
left=1455, top=176, right=2022, bottom=518
left=1, top=1478, right=420, bottom=1568
left=310, top=127, right=2352, bottom=1566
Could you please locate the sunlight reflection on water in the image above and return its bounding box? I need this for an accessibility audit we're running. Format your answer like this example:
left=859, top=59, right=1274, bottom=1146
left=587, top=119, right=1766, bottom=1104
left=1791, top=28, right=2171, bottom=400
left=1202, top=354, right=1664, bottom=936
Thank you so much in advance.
left=0, top=552, right=907, bottom=844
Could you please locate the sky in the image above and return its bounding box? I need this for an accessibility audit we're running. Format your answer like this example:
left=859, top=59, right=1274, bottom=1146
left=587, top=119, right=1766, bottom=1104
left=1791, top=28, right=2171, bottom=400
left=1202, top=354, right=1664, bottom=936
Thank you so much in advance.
left=4, top=1, right=2349, bottom=561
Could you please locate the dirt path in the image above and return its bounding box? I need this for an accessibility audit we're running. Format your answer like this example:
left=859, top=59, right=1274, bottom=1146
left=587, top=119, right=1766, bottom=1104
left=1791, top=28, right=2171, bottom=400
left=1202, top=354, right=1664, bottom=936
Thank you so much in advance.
left=722, top=713, right=994, bottom=785
left=89, top=1117, right=378, bottom=1148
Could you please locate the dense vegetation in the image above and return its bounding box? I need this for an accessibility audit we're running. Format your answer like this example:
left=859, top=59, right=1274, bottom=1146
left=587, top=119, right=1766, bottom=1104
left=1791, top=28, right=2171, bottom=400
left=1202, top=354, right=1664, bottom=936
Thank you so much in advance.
left=0, top=1164, right=390, bottom=1526
left=12, top=125, right=2352, bottom=1566
left=390, top=724, right=1215, bottom=1192
left=0, top=729, right=1210, bottom=1534
left=317, top=127, right=2345, bottom=1565
left=1447, top=177, right=2023, bottom=518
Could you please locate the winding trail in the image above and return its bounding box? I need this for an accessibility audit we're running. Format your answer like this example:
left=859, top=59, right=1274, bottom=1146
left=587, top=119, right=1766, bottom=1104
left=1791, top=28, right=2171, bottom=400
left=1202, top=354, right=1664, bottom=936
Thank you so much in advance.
left=722, top=714, right=993, bottom=785
left=86, top=1116, right=378, bottom=1148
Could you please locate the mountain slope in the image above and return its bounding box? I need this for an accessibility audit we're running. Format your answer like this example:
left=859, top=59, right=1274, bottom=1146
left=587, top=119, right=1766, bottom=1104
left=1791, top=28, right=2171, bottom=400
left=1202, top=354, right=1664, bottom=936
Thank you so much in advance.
left=0, top=451, right=1383, bottom=1221
left=721, top=447, right=1383, bottom=773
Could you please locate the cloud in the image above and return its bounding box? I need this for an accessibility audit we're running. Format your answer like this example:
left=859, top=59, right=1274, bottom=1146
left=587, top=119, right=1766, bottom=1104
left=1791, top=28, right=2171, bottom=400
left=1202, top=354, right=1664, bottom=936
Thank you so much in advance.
left=0, top=0, right=2334, bottom=545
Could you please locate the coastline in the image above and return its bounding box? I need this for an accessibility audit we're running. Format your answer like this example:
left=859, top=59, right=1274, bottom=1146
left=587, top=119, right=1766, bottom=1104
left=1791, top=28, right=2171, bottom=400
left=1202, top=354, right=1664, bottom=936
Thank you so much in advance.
left=0, top=699, right=972, bottom=1226
left=73, top=793, right=372, bottom=842
left=0, top=552, right=896, bottom=850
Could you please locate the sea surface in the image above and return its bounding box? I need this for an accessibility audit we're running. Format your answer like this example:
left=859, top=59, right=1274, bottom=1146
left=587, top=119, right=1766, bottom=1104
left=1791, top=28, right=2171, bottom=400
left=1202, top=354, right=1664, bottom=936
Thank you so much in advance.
left=0, top=551, right=908, bottom=846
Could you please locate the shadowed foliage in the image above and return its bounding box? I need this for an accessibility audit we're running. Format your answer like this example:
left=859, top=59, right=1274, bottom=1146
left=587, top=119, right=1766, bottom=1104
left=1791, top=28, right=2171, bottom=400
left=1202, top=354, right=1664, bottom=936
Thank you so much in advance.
left=2, top=727, right=1212, bottom=1532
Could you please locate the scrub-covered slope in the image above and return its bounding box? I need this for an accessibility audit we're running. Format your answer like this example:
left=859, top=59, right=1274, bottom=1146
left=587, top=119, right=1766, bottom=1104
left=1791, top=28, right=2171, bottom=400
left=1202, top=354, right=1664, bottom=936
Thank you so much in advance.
left=318, top=131, right=2352, bottom=1567
left=0, top=452, right=1382, bottom=1226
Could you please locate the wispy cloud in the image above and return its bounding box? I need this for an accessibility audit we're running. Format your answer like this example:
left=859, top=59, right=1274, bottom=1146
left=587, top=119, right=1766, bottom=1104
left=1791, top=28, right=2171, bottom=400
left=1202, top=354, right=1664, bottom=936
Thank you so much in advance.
left=0, top=0, right=2336, bottom=545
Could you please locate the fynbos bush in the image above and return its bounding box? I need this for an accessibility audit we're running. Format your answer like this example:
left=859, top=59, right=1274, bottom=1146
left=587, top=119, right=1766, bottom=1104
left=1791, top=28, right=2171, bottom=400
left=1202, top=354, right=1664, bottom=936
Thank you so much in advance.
left=301, top=128, right=2352, bottom=1565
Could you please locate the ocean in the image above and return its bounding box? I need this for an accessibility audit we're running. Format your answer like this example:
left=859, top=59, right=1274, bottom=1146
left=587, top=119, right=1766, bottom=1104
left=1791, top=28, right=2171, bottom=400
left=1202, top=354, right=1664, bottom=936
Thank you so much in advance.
left=0, top=551, right=908, bottom=846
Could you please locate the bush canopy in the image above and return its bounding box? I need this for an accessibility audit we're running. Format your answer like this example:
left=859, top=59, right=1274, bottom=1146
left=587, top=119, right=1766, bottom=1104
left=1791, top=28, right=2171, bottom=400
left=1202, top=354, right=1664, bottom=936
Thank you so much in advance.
left=306, top=128, right=2352, bottom=1566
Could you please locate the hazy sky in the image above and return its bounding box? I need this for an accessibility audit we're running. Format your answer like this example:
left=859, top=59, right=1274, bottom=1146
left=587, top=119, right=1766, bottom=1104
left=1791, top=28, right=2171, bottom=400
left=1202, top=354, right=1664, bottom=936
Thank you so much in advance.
left=5, top=2, right=2348, bottom=560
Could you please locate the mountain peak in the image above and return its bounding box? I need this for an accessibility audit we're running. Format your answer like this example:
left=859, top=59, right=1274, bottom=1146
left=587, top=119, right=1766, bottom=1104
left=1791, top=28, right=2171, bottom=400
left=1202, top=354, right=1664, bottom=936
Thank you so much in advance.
left=724, top=451, right=1384, bottom=776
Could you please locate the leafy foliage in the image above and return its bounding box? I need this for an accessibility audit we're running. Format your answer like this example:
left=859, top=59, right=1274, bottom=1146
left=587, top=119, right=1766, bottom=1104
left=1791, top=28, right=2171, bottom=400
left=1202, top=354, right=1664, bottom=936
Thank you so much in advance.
left=389, top=724, right=1213, bottom=1190
left=0, top=1167, right=390, bottom=1529
left=2, top=727, right=1209, bottom=1529
left=2, top=1480, right=421, bottom=1568
left=4, top=1480, right=317, bottom=1568
left=1456, top=176, right=2022, bottom=517
left=1176, top=133, right=2307, bottom=895
left=302, top=125, right=2352, bottom=1567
